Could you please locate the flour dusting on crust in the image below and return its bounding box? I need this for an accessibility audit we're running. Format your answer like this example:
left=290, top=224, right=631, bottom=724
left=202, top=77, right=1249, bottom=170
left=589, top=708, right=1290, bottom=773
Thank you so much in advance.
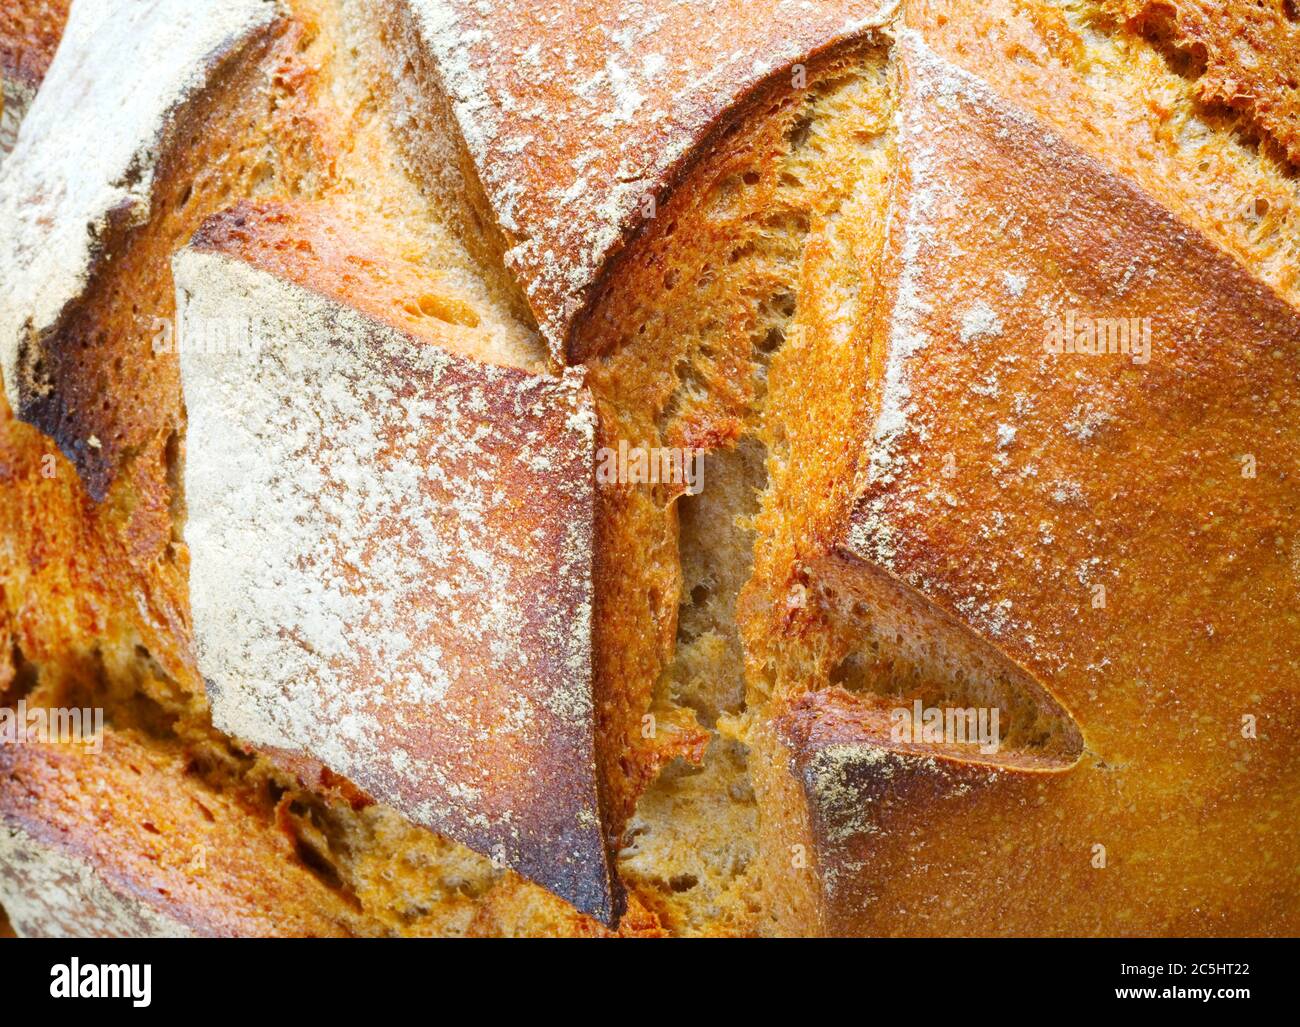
left=401, top=0, right=897, bottom=356
left=175, top=246, right=614, bottom=920
left=0, top=0, right=280, bottom=409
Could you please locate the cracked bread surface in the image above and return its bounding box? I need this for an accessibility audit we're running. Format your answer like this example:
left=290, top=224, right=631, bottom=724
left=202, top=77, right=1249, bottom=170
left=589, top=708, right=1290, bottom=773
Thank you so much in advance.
left=2, top=0, right=1299, bottom=937
left=382, top=0, right=900, bottom=357
left=743, top=20, right=1300, bottom=936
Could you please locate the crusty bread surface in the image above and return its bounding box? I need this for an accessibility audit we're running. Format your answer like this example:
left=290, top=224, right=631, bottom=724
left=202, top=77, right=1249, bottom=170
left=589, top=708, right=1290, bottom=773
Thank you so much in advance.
left=176, top=198, right=617, bottom=921
left=1, top=0, right=1298, bottom=937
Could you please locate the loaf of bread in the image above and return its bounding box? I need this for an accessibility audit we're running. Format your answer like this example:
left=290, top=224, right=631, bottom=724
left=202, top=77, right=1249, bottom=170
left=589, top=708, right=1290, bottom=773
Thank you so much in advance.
left=0, top=0, right=1296, bottom=937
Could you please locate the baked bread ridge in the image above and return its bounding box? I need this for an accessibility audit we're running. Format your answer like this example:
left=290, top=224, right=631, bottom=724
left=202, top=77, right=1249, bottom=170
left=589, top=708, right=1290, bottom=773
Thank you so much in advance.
left=174, top=200, right=619, bottom=923
left=0, top=0, right=69, bottom=158
left=568, top=34, right=900, bottom=932
left=385, top=0, right=901, bottom=359
left=748, top=27, right=1300, bottom=936
left=0, top=0, right=284, bottom=498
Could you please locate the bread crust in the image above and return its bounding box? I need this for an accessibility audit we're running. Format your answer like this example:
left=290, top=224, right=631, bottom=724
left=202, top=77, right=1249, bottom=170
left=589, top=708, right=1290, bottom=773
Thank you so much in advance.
left=176, top=200, right=619, bottom=923
left=0, top=731, right=357, bottom=937
left=0, top=0, right=284, bottom=496
left=1105, top=0, right=1300, bottom=164
left=0, top=0, right=69, bottom=157
left=388, top=0, right=899, bottom=358
left=756, top=31, right=1300, bottom=936
left=2, top=0, right=1298, bottom=938
left=908, top=0, right=1300, bottom=308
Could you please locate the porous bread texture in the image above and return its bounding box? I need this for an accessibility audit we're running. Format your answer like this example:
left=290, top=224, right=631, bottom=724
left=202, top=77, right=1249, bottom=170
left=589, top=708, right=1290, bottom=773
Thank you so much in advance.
left=618, top=735, right=761, bottom=936
left=375, top=0, right=900, bottom=357
left=0, top=730, right=362, bottom=938
left=910, top=0, right=1300, bottom=308
left=0, top=0, right=282, bottom=482
left=1102, top=0, right=1300, bottom=163
left=569, top=41, right=900, bottom=931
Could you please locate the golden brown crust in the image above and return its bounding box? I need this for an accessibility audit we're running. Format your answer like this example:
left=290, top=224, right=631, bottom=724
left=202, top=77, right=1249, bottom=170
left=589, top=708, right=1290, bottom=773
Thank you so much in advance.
left=0, top=731, right=358, bottom=937
left=755, top=30, right=1300, bottom=937
left=907, top=0, right=1300, bottom=308
left=178, top=198, right=621, bottom=924
left=0, top=0, right=69, bottom=91
left=16, top=17, right=286, bottom=504
left=189, top=199, right=486, bottom=343
left=3, top=0, right=1298, bottom=938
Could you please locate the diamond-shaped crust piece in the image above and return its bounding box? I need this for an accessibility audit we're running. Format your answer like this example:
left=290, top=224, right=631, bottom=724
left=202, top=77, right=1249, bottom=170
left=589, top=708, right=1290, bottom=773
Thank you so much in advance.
left=174, top=200, right=619, bottom=923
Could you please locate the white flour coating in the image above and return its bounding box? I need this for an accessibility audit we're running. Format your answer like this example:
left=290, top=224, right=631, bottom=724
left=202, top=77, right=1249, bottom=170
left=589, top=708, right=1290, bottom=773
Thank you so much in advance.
left=960, top=300, right=1003, bottom=343
left=175, top=247, right=608, bottom=909
left=849, top=37, right=940, bottom=566
left=806, top=744, right=895, bottom=847
left=851, top=33, right=1051, bottom=568
left=0, top=0, right=279, bottom=409
left=0, top=824, right=195, bottom=938
left=402, top=0, right=897, bottom=354
left=798, top=742, right=973, bottom=899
